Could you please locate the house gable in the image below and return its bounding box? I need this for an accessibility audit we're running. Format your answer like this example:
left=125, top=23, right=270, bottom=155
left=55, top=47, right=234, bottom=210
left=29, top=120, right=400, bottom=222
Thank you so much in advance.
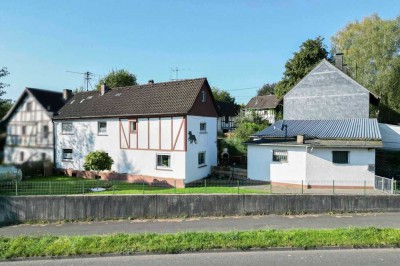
left=283, top=59, right=372, bottom=120
left=182, top=80, right=218, bottom=117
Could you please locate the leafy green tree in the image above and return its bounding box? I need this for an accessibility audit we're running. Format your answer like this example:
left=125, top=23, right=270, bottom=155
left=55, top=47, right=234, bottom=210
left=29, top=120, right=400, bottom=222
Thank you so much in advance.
left=84, top=151, right=114, bottom=172
left=275, top=37, right=329, bottom=98
left=0, top=100, right=13, bottom=119
left=96, top=69, right=137, bottom=90
left=0, top=67, right=12, bottom=119
left=331, top=14, right=400, bottom=96
left=211, top=86, right=236, bottom=104
left=233, top=110, right=269, bottom=140
left=375, top=56, right=400, bottom=123
left=257, top=83, right=276, bottom=96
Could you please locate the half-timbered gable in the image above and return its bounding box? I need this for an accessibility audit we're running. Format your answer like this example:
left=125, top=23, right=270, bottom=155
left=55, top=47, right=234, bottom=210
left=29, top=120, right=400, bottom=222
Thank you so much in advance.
left=53, top=78, right=219, bottom=185
left=2, top=88, right=65, bottom=163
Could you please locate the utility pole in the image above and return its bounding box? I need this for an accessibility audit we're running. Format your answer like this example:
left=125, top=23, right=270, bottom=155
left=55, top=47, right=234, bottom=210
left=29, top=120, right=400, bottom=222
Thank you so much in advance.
left=66, top=70, right=97, bottom=91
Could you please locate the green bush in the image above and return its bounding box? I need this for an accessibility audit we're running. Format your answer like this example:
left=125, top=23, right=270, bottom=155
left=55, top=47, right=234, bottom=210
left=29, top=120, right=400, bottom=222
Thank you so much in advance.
left=221, top=137, right=246, bottom=156
left=83, top=151, right=114, bottom=172
left=234, top=122, right=267, bottom=141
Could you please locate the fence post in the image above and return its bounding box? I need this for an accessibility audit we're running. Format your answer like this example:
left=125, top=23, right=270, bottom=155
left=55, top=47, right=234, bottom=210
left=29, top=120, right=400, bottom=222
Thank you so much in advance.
left=391, top=178, right=395, bottom=194
left=174, top=180, right=177, bottom=193
left=332, top=180, right=335, bottom=195
left=82, top=182, right=85, bottom=195
left=204, top=179, right=207, bottom=193
left=142, top=181, right=145, bottom=194
left=364, top=180, right=366, bottom=196
left=237, top=180, right=240, bottom=194
left=301, top=180, right=304, bottom=194
left=15, top=181, right=18, bottom=196
left=269, top=182, right=272, bottom=194
left=49, top=182, right=52, bottom=195
left=112, top=181, right=115, bottom=195
left=381, top=177, right=384, bottom=192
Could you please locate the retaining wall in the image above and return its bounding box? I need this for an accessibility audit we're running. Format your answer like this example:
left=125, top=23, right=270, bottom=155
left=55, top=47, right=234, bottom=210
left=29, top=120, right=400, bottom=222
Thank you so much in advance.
left=1, top=194, right=400, bottom=225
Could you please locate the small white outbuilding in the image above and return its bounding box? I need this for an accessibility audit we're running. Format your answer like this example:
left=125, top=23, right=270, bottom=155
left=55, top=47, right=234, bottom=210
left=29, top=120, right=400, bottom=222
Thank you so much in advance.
left=247, top=119, right=382, bottom=188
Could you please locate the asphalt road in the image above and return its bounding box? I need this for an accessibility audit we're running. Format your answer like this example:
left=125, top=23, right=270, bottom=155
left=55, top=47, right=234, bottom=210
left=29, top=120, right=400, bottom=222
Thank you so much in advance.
left=1, top=212, right=400, bottom=236
left=2, top=249, right=400, bottom=266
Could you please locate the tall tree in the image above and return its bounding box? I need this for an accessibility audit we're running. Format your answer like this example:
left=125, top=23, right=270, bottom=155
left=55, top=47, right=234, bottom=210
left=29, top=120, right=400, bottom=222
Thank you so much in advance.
left=0, top=67, right=11, bottom=119
left=211, top=86, right=236, bottom=104
left=275, top=37, right=329, bottom=98
left=331, top=14, right=400, bottom=96
left=257, top=83, right=276, bottom=96
left=95, top=69, right=137, bottom=90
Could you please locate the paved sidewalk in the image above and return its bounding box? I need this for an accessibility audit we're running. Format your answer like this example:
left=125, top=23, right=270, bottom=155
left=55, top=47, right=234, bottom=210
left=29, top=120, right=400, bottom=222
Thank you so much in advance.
left=1, top=212, right=400, bottom=236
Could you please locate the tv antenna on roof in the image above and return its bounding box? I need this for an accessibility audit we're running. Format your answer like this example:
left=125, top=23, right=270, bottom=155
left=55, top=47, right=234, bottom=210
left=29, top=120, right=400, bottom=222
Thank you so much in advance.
left=170, top=67, right=189, bottom=81
left=66, top=71, right=99, bottom=91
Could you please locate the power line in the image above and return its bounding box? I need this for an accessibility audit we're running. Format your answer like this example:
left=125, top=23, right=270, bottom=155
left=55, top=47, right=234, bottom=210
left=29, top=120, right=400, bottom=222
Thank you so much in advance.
left=226, top=86, right=260, bottom=92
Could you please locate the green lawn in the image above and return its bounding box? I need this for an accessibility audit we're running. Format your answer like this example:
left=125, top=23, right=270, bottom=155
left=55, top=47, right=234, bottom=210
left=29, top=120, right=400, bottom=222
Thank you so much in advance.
left=0, top=176, right=268, bottom=195
left=0, top=227, right=399, bottom=259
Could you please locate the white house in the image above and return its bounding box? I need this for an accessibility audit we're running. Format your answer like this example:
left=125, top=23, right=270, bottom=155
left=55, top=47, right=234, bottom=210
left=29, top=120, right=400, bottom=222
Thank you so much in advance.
left=53, top=78, right=218, bottom=187
left=244, top=95, right=281, bottom=124
left=247, top=119, right=382, bottom=188
left=2, top=88, right=67, bottom=164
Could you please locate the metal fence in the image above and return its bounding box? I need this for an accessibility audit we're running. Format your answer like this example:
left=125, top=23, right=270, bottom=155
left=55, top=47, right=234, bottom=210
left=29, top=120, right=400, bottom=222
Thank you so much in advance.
left=0, top=177, right=395, bottom=196
left=374, top=175, right=397, bottom=194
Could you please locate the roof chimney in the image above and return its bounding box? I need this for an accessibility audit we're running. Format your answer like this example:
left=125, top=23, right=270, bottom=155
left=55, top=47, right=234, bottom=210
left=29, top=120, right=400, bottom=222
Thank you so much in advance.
left=63, top=89, right=73, bottom=101
left=100, top=83, right=109, bottom=95
left=335, top=53, right=344, bottom=71
left=296, top=134, right=304, bottom=144
left=148, top=79, right=154, bottom=85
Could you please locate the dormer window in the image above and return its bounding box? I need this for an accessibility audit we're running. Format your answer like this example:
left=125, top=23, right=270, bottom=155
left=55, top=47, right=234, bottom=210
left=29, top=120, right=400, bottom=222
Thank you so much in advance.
left=26, top=102, right=32, bottom=111
left=201, top=91, right=206, bottom=102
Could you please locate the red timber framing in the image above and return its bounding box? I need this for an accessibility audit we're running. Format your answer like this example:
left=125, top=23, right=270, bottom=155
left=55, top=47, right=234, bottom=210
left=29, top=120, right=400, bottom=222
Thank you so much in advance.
left=119, top=116, right=186, bottom=152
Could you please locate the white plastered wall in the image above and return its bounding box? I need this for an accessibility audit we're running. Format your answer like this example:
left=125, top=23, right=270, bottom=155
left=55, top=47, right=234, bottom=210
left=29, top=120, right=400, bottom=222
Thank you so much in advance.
left=185, top=115, right=218, bottom=183
left=305, top=148, right=375, bottom=187
left=55, top=117, right=187, bottom=180
left=247, top=144, right=307, bottom=184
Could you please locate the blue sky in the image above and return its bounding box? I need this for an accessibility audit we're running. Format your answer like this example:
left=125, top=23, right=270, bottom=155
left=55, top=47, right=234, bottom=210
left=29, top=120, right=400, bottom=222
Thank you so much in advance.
left=0, top=0, right=399, bottom=104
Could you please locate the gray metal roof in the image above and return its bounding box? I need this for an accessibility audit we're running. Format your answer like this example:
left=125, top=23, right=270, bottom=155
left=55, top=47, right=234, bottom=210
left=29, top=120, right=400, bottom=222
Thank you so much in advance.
left=253, top=119, right=381, bottom=140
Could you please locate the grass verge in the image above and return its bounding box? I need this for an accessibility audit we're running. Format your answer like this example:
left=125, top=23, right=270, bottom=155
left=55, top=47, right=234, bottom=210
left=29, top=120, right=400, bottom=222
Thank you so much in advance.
left=1, top=227, right=400, bottom=259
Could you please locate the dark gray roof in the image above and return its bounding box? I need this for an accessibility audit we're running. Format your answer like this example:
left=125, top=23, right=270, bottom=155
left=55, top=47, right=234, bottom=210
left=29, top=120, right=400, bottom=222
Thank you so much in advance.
left=27, top=88, right=65, bottom=113
left=216, top=101, right=240, bottom=117
left=245, top=95, right=280, bottom=109
left=2, top=87, right=64, bottom=124
left=253, top=119, right=381, bottom=140
left=54, top=78, right=209, bottom=119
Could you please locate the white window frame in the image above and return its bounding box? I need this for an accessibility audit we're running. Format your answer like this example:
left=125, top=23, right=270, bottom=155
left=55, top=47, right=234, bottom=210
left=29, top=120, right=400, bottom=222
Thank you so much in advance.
left=62, top=149, right=73, bottom=161
left=200, top=122, right=207, bottom=133
left=62, top=122, right=73, bottom=134
left=198, top=151, right=206, bottom=167
left=156, top=154, right=171, bottom=170
left=201, top=91, right=206, bottom=102
left=130, top=121, right=137, bottom=134
left=98, top=121, right=107, bottom=135
left=272, top=150, right=288, bottom=163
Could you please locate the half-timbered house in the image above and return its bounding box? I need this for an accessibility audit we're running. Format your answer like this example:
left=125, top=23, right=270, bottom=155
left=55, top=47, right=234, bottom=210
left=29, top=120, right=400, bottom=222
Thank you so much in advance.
left=2, top=88, right=68, bottom=164
left=53, top=78, right=219, bottom=186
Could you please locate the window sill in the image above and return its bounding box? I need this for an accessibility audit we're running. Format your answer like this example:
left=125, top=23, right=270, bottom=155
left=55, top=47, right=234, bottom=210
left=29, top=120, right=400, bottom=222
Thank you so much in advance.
left=198, top=164, right=207, bottom=168
left=62, top=159, right=73, bottom=162
left=61, top=133, right=74, bottom=135
left=200, top=131, right=207, bottom=134
left=97, top=134, right=108, bottom=136
left=156, top=167, right=173, bottom=171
